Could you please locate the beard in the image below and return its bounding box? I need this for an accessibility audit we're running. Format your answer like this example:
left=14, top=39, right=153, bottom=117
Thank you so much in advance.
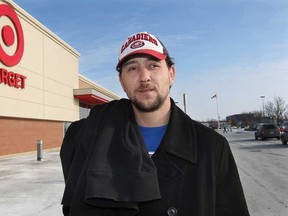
left=131, top=93, right=168, bottom=113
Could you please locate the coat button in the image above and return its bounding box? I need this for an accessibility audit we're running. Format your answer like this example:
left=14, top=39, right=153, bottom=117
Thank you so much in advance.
left=167, top=207, right=178, bottom=216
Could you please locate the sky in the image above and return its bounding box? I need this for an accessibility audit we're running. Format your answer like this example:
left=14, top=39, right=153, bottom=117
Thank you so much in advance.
left=13, top=0, right=288, bottom=121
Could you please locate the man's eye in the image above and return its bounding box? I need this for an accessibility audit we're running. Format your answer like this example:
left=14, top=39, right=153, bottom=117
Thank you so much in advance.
left=127, top=66, right=137, bottom=71
left=150, top=64, right=160, bottom=69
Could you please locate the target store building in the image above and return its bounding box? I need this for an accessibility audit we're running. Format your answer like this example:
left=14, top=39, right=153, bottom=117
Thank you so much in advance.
left=0, top=0, right=120, bottom=156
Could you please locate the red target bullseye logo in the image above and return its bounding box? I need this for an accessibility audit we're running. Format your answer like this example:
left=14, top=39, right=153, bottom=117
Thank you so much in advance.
left=0, top=4, right=24, bottom=67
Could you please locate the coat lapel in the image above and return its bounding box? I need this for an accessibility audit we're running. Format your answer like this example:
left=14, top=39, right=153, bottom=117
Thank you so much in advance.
left=152, top=99, right=198, bottom=186
left=156, top=98, right=197, bottom=163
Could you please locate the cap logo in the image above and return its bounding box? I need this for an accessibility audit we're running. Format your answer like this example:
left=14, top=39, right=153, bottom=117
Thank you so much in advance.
left=130, top=41, right=144, bottom=49
left=120, top=32, right=158, bottom=54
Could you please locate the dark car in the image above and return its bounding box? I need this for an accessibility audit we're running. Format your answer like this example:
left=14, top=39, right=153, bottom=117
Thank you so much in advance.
left=280, top=126, right=288, bottom=145
left=254, top=123, right=280, bottom=140
left=279, top=122, right=288, bottom=134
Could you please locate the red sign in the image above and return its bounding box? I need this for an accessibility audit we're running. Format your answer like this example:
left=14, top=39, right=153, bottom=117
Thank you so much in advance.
left=0, top=68, right=26, bottom=88
left=0, top=3, right=26, bottom=89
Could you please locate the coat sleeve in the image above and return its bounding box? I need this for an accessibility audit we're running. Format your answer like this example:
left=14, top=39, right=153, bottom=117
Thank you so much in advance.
left=60, top=102, right=116, bottom=215
left=60, top=119, right=86, bottom=182
left=60, top=119, right=86, bottom=216
left=215, top=138, right=250, bottom=216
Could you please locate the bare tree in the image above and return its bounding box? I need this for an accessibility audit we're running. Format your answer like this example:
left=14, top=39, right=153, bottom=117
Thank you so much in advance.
left=252, top=111, right=263, bottom=123
left=265, top=96, right=288, bottom=124
left=285, top=111, right=288, bottom=120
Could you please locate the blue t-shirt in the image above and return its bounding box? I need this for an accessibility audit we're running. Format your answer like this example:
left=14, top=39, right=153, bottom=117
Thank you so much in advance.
left=138, top=125, right=168, bottom=155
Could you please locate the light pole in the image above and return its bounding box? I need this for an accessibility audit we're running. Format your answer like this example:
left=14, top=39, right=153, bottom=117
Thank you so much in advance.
left=260, top=95, right=265, bottom=116
left=183, top=93, right=188, bottom=113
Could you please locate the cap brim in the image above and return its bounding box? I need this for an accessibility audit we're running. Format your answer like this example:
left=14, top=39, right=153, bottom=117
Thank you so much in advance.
left=116, top=49, right=167, bottom=71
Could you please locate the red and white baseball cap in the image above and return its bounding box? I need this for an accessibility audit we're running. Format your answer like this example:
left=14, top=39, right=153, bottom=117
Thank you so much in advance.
left=116, top=32, right=169, bottom=71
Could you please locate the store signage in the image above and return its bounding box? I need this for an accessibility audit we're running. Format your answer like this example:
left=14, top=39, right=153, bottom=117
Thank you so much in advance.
left=0, top=3, right=26, bottom=89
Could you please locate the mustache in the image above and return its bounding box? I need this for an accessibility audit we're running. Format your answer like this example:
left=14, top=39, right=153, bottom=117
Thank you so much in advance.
left=137, top=83, right=154, bottom=91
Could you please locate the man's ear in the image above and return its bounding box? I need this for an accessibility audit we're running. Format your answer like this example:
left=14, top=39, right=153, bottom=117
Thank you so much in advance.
left=169, top=65, right=176, bottom=86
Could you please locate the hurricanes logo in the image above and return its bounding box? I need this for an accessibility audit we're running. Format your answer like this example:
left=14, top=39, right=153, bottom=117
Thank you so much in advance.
left=0, top=4, right=24, bottom=67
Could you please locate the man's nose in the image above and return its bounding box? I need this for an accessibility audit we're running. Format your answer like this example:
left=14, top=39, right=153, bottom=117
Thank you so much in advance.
left=138, top=67, right=151, bottom=82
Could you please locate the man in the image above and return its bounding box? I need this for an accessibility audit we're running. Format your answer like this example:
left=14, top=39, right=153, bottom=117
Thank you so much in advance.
left=60, top=32, right=250, bottom=216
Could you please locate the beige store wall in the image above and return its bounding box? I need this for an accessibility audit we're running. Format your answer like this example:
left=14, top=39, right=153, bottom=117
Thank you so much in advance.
left=0, top=0, right=80, bottom=122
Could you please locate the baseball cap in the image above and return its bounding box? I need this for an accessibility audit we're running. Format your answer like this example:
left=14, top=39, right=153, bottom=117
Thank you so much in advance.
left=116, top=32, right=169, bottom=71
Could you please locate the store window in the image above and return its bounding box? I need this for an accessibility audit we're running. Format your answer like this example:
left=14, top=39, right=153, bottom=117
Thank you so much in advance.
left=79, top=102, right=92, bottom=119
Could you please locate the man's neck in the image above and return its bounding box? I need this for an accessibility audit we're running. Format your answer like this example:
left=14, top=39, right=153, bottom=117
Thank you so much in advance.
left=132, top=98, right=171, bottom=127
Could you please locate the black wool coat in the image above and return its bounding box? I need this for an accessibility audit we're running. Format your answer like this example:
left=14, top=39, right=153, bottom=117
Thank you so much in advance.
left=60, top=99, right=250, bottom=216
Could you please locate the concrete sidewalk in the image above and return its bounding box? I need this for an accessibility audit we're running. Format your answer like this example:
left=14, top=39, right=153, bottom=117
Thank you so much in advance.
left=0, top=149, right=64, bottom=216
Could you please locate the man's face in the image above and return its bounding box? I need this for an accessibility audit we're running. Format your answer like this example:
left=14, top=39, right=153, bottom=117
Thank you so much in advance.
left=119, top=55, right=175, bottom=112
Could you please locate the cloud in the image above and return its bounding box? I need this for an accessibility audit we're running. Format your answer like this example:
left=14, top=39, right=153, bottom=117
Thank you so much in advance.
left=172, top=58, right=288, bottom=121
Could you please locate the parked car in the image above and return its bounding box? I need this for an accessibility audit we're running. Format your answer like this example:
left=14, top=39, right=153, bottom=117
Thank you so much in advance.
left=254, top=123, right=280, bottom=140
left=279, top=122, right=288, bottom=134
left=280, top=127, right=288, bottom=145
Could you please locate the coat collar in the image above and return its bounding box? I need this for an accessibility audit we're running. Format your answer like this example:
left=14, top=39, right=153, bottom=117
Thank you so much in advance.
left=156, top=98, right=197, bottom=164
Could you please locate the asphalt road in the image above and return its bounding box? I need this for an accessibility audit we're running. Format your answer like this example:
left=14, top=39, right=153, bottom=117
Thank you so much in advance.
left=0, top=129, right=287, bottom=216
left=220, top=129, right=288, bottom=216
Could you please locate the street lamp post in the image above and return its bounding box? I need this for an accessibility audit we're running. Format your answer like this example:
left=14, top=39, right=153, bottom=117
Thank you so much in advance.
left=260, top=95, right=265, bottom=116
left=183, top=93, right=188, bottom=114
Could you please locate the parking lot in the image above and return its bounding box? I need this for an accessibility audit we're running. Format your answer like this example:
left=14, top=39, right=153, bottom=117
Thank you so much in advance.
left=0, top=129, right=287, bottom=216
left=220, top=129, right=288, bottom=216
left=0, top=149, right=64, bottom=216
